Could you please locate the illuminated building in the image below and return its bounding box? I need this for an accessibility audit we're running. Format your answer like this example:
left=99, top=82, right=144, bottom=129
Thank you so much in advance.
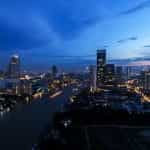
left=142, top=71, right=150, bottom=90
left=97, top=49, right=106, bottom=86
left=105, top=64, right=115, bottom=82
left=20, top=79, right=32, bottom=95
left=7, top=54, right=20, bottom=79
left=5, top=79, right=20, bottom=95
left=116, top=66, right=123, bottom=82
left=125, top=66, right=132, bottom=80
left=89, top=65, right=97, bottom=92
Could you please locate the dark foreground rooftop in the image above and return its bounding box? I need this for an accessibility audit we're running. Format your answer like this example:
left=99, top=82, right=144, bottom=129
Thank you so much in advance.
left=36, top=125, right=150, bottom=150
left=35, top=107, right=150, bottom=150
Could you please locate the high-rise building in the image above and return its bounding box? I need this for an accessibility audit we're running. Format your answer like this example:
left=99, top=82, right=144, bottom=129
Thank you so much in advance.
left=89, top=65, right=97, bottom=92
left=51, top=65, right=58, bottom=78
left=141, top=71, right=150, bottom=90
left=5, top=79, right=20, bottom=95
left=105, top=64, right=115, bottom=82
left=125, top=66, right=132, bottom=80
left=8, top=54, right=20, bottom=79
left=20, top=79, right=32, bottom=95
left=116, top=66, right=123, bottom=82
left=97, top=49, right=106, bottom=85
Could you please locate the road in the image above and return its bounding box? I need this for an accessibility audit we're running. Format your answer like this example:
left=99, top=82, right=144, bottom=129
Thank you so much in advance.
left=127, top=83, right=150, bottom=103
left=0, top=87, right=73, bottom=150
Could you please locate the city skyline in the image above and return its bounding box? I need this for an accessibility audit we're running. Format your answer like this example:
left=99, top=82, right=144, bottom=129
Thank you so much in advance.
left=1, top=1, right=150, bottom=150
left=2, top=51, right=150, bottom=72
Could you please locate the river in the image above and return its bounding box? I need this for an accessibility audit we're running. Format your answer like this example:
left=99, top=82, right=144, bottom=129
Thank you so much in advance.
left=0, top=87, right=72, bottom=150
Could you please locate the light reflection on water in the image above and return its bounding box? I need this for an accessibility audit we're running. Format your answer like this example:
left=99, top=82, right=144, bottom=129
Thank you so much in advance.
left=0, top=111, right=4, bottom=117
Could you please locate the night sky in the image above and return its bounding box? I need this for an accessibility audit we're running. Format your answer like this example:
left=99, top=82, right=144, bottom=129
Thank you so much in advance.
left=1, top=0, right=150, bottom=71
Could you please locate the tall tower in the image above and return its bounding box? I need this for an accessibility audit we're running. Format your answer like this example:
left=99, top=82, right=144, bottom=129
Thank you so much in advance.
left=51, top=65, right=58, bottom=78
left=125, top=66, right=132, bottom=80
left=105, top=64, right=115, bottom=82
left=89, top=65, right=97, bottom=92
left=142, top=71, right=150, bottom=90
left=97, top=49, right=106, bottom=86
left=115, top=66, right=123, bottom=82
left=8, top=54, right=20, bottom=79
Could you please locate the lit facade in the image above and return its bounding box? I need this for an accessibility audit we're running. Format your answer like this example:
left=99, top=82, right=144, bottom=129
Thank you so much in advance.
left=105, top=64, right=115, bottom=82
left=97, top=49, right=106, bottom=86
left=89, top=65, right=97, bottom=91
left=8, top=55, right=20, bottom=79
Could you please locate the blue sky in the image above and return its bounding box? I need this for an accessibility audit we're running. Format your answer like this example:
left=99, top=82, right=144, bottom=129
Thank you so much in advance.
left=1, top=0, right=150, bottom=71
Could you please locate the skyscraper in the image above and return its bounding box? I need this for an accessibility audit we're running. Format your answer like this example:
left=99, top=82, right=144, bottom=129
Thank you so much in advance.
left=51, top=65, right=58, bottom=78
left=141, top=71, right=150, bottom=90
left=8, top=54, right=20, bottom=79
left=125, top=66, right=132, bottom=80
left=115, top=66, right=123, bottom=82
left=105, top=64, right=115, bottom=82
left=89, top=65, right=97, bottom=92
left=97, top=49, right=106, bottom=86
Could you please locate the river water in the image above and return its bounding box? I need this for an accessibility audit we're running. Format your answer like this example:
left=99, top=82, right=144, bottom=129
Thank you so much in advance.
left=0, top=87, right=72, bottom=150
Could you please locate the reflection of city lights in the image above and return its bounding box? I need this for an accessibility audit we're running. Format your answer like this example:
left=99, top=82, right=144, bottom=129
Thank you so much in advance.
left=25, top=75, right=31, bottom=80
left=0, top=111, right=4, bottom=117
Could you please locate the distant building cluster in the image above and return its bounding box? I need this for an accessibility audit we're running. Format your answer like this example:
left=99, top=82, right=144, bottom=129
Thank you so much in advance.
left=89, top=49, right=123, bottom=91
left=0, top=54, right=32, bottom=96
left=0, top=55, right=79, bottom=102
left=96, top=49, right=123, bottom=87
left=140, top=71, right=150, bottom=91
left=88, top=49, right=150, bottom=103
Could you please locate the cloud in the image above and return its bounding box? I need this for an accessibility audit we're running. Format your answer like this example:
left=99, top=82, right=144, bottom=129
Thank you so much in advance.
left=128, top=37, right=137, bottom=40
left=0, top=0, right=146, bottom=52
left=120, top=0, right=150, bottom=15
left=128, top=60, right=150, bottom=66
left=45, top=55, right=96, bottom=59
left=109, top=57, right=150, bottom=66
left=0, top=11, right=61, bottom=51
left=140, top=45, right=150, bottom=56
left=144, top=45, right=150, bottom=48
left=0, top=20, right=50, bottom=50
left=103, top=45, right=109, bottom=48
left=0, top=0, right=103, bottom=51
left=117, top=36, right=138, bottom=44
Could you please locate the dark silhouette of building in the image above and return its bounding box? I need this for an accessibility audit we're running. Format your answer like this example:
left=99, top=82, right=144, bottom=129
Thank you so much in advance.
left=105, top=64, right=115, bottom=82
left=116, top=66, right=123, bottom=77
left=89, top=65, right=97, bottom=92
left=52, top=65, right=58, bottom=78
left=115, top=66, right=123, bottom=82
